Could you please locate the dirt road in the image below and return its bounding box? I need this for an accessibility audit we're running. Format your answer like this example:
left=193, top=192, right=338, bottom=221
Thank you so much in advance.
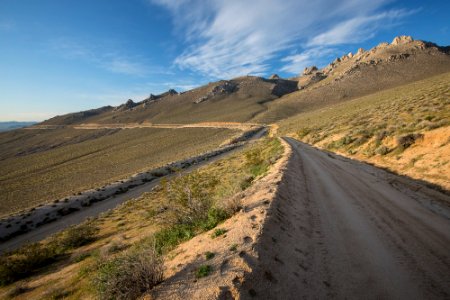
left=244, top=137, right=450, bottom=299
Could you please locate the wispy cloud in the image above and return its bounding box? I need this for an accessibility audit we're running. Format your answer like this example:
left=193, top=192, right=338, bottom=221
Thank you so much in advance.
left=308, top=9, right=418, bottom=47
left=49, top=38, right=153, bottom=76
left=151, top=0, right=414, bottom=77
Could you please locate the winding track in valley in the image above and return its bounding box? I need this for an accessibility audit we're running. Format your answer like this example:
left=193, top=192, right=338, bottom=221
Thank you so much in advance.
left=244, top=137, right=450, bottom=299
left=0, top=127, right=267, bottom=253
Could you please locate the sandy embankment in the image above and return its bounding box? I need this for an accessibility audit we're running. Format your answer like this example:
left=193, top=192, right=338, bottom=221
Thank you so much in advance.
left=148, top=138, right=292, bottom=299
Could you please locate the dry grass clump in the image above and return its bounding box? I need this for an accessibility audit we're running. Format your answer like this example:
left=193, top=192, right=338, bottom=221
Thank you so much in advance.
left=94, top=245, right=163, bottom=300
left=0, top=222, right=98, bottom=286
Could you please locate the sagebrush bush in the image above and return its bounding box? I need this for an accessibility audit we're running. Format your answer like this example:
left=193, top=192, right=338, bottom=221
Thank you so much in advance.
left=95, top=245, right=163, bottom=300
left=56, top=222, right=99, bottom=250
left=0, top=242, right=58, bottom=285
left=164, top=172, right=218, bottom=222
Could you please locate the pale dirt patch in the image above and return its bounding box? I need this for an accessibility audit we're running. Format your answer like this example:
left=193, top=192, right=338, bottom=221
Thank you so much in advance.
left=367, top=127, right=450, bottom=189
left=146, top=139, right=292, bottom=300
left=313, top=127, right=449, bottom=190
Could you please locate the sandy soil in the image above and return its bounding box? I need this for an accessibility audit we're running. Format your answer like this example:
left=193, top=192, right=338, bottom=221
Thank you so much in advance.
left=146, top=138, right=292, bottom=299
left=150, top=137, right=450, bottom=299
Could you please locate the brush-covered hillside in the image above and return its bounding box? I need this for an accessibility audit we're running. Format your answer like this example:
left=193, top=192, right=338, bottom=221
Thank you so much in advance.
left=38, top=36, right=450, bottom=127
left=41, top=77, right=298, bottom=125
left=257, top=36, right=450, bottom=123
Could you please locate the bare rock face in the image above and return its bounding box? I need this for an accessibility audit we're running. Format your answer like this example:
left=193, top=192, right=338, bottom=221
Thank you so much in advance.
left=356, top=48, right=365, bottom=56
left=114, top=99, right=137, bottom=111
left=392, top=35, right=414, bottom=45
left=303, top=66, right=318, bottom=76
left=297, top=71, right=326, bottom=90
left=143, top=89, right=179, bottom=106
left=194, top=81, right=238, bottom=104
left=269, top=74, right=280, bottom=80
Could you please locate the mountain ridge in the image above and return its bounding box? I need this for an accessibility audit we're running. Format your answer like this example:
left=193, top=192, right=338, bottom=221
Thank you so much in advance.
left=38, top=36, right=450, bottom=127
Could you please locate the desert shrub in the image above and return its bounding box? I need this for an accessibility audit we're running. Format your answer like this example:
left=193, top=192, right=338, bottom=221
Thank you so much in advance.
left=0, top=242, right=58, bottom=285
left=205, top=251, right=215, bottom=260
left=154, top=224, right=195, bottom=255
left=375, top=146, right=390, bottom=156
left=244, top=138, right=282, bottom=178
left=229, top=244, right=238, bottom=252
left=240, top=175, right=254, bottom=190
left=196, top=265, right=212, bottom=278
left=56, top=222, right=99, bottom=250
left=5, top=283, right=31, bottom=298
left=297, top=127, right=311, bottom=138
left=164, top=172, right=219, bottom=222
left=353, top=136, right=369, bottom=147
left=72, top=252, right=91, bottom=263
left=153, top=207, right=229, bottom=254
left=396, top=133, right=424, bottom=150
left=95, top=246, right=163, bottom=300
left=42, top=287, right=73, bottom=300
left=211, top=228, right=227, bottom=238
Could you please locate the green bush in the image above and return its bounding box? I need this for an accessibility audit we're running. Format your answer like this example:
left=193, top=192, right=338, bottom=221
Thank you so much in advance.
left=153, top=207, right=229, bottom=255
left=211, top=228, right=227, bottom=239
left=164, top=172, right=219, bottom=221
left=205, top=251, right=215, bottom=260
left=95, top=246, right=163, bottom=300
left=196, top=265, right=212, bottom=278
left=56, top=222, right=99, bottom=250
left=376, top=145, right=390, bottom=155
left=0, top=242, right=58, bottom=285
left=154, top=224, right=195, bottom=255
left=297, top=127, right=311, bottom=138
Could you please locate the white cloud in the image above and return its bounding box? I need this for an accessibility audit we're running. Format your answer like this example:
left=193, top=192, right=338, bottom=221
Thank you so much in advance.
left=308, top=9, right=416, bottom=46
left=151, top=0, right=414, bottom=77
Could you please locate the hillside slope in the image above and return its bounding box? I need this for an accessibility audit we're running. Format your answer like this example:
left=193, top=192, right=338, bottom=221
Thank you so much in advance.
left=255, top=36, right=450, bottom=123
left=42, top=77, right=297, bottom=125
left=279, top=72, right=450, bottom=189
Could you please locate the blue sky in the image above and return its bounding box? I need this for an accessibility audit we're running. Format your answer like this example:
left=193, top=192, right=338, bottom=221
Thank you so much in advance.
left=0, top=0, right=449, bottom=121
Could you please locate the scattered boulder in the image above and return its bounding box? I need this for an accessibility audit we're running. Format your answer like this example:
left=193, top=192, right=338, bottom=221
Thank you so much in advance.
left=356, top=48, right=365, bottom=56
left=194, top=81, right=238, bottom=104
left=142, top=89, right=179, bottom=106
left=303, top=66, right=318, bottom=76
left=392, top=35, right=414, bottom=45
left=297, top=71, right=326, bottom=90
left=114, top=99, right=137, bottom=111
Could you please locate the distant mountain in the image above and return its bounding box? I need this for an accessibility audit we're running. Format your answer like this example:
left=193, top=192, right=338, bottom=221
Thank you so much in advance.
left=0, top=121, right=37, bottom=132
left=41, top=36, right=450, bottom=126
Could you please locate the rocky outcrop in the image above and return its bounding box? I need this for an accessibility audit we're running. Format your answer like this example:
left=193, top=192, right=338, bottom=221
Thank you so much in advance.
left=271, top=79, right=298, bottom=96
left=303, top=66, right=318, bottom=76
left=297, top=71, right=326, bottom=89
left=142, top=89, right=179, bottom=107
left=392, top=35, right=414, bottom=45
left=194, top=81, right=238, bottom=104
left=269, top=74, right=280, bottom=80
left=114, top=99, right=137, bottom=111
